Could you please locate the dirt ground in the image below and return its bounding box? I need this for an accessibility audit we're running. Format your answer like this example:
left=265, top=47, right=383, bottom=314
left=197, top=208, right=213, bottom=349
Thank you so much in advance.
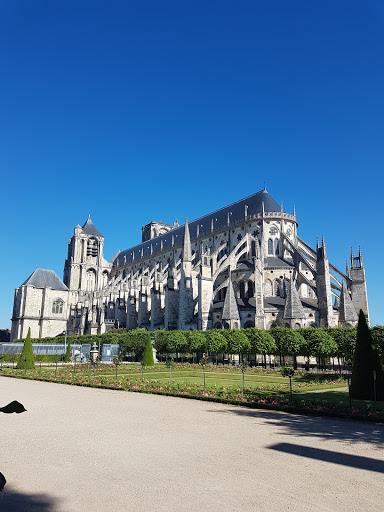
left=0, top=377, right=383, bottom=511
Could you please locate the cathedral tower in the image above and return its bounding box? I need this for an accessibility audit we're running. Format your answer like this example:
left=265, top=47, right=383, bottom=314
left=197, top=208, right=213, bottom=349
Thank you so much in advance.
left=63, top=216, right=111, bottom=293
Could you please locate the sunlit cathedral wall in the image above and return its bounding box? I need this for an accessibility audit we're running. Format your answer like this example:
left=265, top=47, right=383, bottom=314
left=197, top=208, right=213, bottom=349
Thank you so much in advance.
left=11, top=189, right=369, bottom=339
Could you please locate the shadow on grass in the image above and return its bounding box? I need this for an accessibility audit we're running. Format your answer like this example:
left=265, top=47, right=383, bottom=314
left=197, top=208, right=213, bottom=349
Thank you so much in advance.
left=207, top=407, right=384, bottom=445
left=297, top=390, right=384, bottom=409
left=0, top=486, right=59, bottom=511
left=268, top=442, right=384, bottom=473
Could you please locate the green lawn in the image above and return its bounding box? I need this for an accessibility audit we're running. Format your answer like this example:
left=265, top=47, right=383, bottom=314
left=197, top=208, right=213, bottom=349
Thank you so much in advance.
left=297, top=389, right=384, bottom=410
left=29, top=363, right=345, bottom=394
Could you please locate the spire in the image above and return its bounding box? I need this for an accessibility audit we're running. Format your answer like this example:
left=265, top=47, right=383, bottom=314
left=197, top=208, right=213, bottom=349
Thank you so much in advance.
left=182, top=217, right=192, bottom=262
left=316, top=237, right=319, bottom=249
left=293, top=205, right=296, bottom=217
left=359, top=246, right=363, bottom=266
left=350, top=247, right=354, bottom=267
left=346, top=260, right=350, bottom=276
left=339, top=281, right=358, bottom=324
left=321, top=235, right=326, bottom=258
left=283, top=278, right=306, bottom=320
left=82, top=216, right=104, bottom=238
left=222, top=276, right=240, bottom=321
left=280, top=201, right=283, bottom=213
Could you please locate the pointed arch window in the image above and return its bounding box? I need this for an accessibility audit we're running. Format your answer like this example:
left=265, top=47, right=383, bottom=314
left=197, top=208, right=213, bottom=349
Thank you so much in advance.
left=268, top=239, right=273, bottom=255
left=247, top=281, right=254, bottom=298
left=86, top=269, right=97, bottom=292
left=274, top=239, right=279, bottom=256
left=52, top=298, right=64, bottom=314
left=274, top=279, right=281, bottom=297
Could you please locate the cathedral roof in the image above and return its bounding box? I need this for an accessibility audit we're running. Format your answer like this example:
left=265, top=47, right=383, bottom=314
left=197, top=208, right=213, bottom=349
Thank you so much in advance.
left=82, top=216, right=104, bottom=238
left=22, top=269, right=68, bottom=291
left=115, top=189, right=281, bottom=266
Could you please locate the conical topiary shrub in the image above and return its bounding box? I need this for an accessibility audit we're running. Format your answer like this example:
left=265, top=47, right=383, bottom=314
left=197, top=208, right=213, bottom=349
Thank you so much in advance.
left=16, top=328, right=35, bottom=370
left=141, top=335, right=154, bottom=366
left=64, top=342, right=72, bottom=362
left=350, top=310, right=384, bottom=400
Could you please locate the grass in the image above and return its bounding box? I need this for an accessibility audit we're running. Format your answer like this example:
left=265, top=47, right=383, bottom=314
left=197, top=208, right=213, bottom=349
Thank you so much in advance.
left=2, top=362, right=346, bottom=394
left=2, top=362, right=384, bottom=422
left=297, top=389, right=384, bottom=409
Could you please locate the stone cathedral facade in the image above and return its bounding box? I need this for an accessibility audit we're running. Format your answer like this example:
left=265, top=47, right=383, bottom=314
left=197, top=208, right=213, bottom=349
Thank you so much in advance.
left=11, top=189, right=369, bottom=340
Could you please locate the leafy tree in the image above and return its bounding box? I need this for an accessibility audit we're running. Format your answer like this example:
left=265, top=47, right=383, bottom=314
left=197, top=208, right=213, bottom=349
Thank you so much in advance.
left=119, top=328, right=148, bottom=361
left=371, top=326, right=384, bottom=366
left=301, top=329, right=337, bottom=369
left=154, top=330, right=168, bottom=358
left=245, top=328, right=276, bottom=367
left=270, top=327, right=304, bottom=365
left=205, top=330, right=227, bottom=364
left=141, top=335, right=154, bottom=366
left=350, top=311, right=384, bottom=400
left=165, top=331, right=187, bottom=356
left=16, top=328, right=35, bottom=369
left=223, top=330, right=250, bottom=356
left=325, top=327, right=356, bottom=365
left=185, top=330, right=207, bottom=362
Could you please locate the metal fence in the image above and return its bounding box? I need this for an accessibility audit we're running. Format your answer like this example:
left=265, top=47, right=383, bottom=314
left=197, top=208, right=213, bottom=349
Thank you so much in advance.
left=0, top=343, right=91, bottom=360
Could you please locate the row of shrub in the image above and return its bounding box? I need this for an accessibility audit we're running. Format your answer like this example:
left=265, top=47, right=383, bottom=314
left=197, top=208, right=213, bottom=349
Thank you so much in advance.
left=11, top=325, right=384, bottom=365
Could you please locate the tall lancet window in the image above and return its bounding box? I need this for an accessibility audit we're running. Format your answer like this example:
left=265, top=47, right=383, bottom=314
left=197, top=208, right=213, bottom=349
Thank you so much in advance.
left=268, top=239, right=273, bottom=255
left=274, top=239, right=279, bottom=256
left=86, top=269, right=96, bottom=291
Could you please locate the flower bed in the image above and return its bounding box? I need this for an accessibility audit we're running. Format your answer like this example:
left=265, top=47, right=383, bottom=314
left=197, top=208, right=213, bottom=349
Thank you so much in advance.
left=1, top=365, right=383, bottom=423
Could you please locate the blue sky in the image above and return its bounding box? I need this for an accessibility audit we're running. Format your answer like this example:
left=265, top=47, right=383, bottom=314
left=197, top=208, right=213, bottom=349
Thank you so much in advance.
left=1, top=0, right=383, bottom=328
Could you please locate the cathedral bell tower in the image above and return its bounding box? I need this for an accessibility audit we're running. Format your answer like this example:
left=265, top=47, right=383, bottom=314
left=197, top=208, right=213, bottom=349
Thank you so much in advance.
left=63, top=216, right=110, bottom=294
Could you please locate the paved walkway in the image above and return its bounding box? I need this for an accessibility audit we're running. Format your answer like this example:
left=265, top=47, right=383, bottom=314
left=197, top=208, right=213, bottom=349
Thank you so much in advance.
left=0, top=377, right=383, bottom=512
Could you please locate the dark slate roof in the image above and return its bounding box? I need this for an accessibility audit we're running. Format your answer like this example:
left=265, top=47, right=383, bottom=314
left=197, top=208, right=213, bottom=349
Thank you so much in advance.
left=82, top=216, right=104, bottom=238
left=22, top=269, right=68, bottom=291
left=115, top=189, right=281, bottom=267
left=264, top=257, right=294, bottom=268
left=264, top=297, right=286, bottom=307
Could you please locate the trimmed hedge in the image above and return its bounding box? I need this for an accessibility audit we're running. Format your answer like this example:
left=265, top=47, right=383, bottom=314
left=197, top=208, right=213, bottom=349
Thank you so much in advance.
left=350, top=311, right=384, bottom=400
left=141, top=336, right=154, bottom=366
left=16, top=328, right=35, bottom=370
left=9, top=324, right=384, bottom=368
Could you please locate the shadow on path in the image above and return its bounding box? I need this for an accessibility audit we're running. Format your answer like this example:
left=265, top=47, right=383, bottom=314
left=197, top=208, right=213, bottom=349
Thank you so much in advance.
left=207, top=407, right=384, bottom=446
left=0, top=487, right=58, bottom=511
left=268, top=442, right=384, bottom=473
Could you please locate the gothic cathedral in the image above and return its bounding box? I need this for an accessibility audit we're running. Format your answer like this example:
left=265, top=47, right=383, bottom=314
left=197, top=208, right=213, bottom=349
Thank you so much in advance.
left=11, top=189, right=369, bottom=340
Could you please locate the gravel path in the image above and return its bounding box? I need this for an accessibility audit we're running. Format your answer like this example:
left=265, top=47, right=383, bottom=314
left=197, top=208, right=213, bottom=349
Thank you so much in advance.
left=0, top=377, right=383, bottom=512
